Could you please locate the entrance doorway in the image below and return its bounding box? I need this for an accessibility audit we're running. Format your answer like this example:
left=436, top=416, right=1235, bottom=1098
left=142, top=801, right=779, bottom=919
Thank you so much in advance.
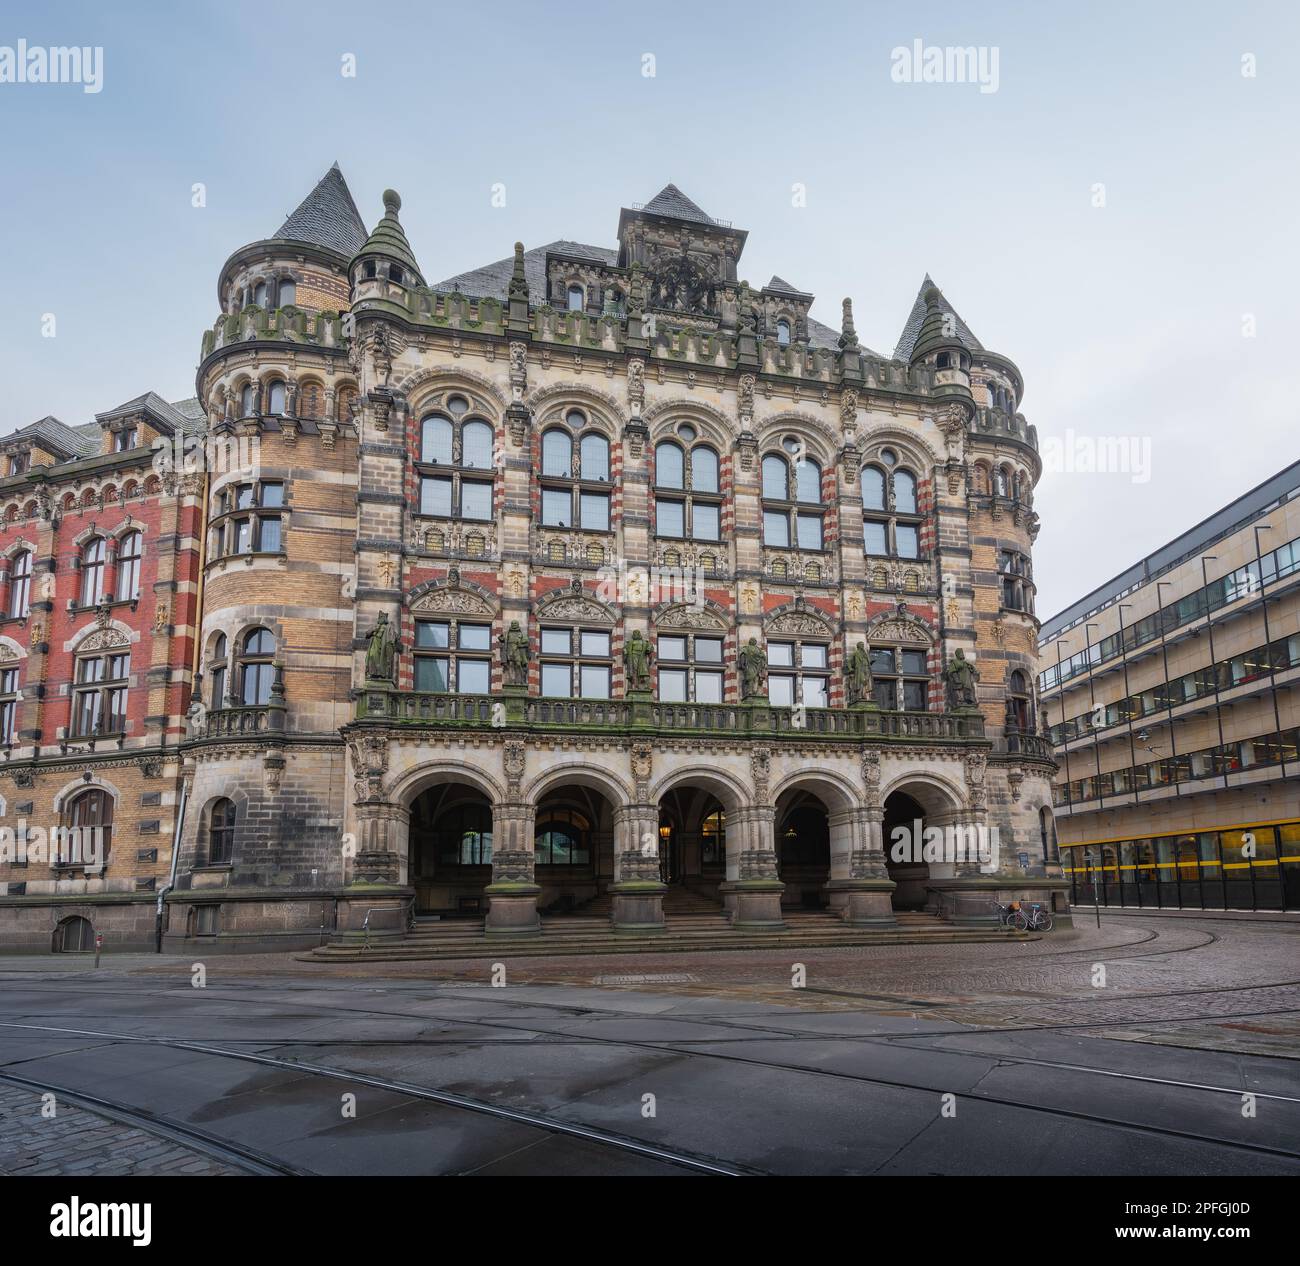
left=407, top=785, right=492, bottom=916
left=775, top=788, right=831, bottom=908
left=883, top=790, right=930, bottom=910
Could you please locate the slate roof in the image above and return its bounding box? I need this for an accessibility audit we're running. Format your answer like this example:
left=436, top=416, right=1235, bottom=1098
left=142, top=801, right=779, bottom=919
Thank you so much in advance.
left=1, top=396, right=208, bottom=454
left=433, top=240, right=618, bottom=303
left=273, top=162, right=368, bottom=258
left=641, top=183, right=716, bottom=225
left=893, top=274, right=983, bottom=361
left=0, top=415, right=98, bottom=456
left=766, top=275, right=811, bottom=298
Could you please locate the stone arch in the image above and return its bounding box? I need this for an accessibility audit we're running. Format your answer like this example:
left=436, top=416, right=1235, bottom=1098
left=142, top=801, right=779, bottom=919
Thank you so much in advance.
left=880, top=770, right=966, bottom=818
left=397, top=365, right=509, bottom=416
left=528, top=382, right=627, bottom=431
left=755, top=410, right=838, bottom=467
left=534, top=587, right=617, bottom=625
left=650, top=765, right=750, bottom=815
left=406, top=574, right=498, bottom=617
left=764, top=601, right=837, bottom=638
left=523, top=761, right=631, bottom=810
left=67, top=620, right=135, bottom=655
left=864, top=607, right=938, bottom=644
left=1, top=536, right=35, bottom=560
left=404, top=373, right=506, bottom=426
left=652, top=597, right=730, bottom=632
left=642, top=398, right=734, bottom=452
left=770, top=767, right=862, bottom=815
left=0, top=635, right=28, bottom=662
left=51, top=773, right=123, bottom=816
left=390, top=760, right=507, bottom=810
left=863, top=424, right=944, bottom=473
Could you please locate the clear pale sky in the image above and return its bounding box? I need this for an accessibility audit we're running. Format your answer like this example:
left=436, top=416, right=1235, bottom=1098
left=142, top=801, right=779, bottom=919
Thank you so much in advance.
left=0, top=0, right=1295, bottom=618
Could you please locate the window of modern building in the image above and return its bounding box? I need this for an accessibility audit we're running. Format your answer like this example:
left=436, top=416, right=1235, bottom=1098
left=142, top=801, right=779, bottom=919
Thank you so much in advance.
left=539, top=420, right=610, bottom=531
left=239, top=627, right=275, bottom=706
left=539, top=626, right=612, bottom=698
left=654, top=440, right=721, bottom=542
left=208, top=798, right=236, bottom=865
left=413, top=619, right=492, bottom=693
left=656, top=633, right=724, bottom=703
left=8, top=550, right=31, bottom=619
left=870, top=645, right=930, bottom=711
left=115, top=531, right=142, bottom=601
left=762, top=450, right=823, bottom=550
left=861, top=456, right=922, bottom=559
left=72, top=649, right=129, bottom=736
left=79, top=538, right=106, bottom=606
left=767, top=637, right=830, bottom=708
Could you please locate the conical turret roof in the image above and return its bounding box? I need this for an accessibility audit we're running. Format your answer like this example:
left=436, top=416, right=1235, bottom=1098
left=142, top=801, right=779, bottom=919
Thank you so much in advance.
left=355, top=188, right=424, bottom=281
left=274, top=162, right=368, bottom=257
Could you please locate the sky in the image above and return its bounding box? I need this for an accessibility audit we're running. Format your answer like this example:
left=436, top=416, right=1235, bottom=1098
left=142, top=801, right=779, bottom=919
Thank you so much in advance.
left=0, top=0, right=1296, bottom=618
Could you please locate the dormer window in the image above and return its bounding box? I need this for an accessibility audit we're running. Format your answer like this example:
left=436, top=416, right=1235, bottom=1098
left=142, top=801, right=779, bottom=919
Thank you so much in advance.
left=113, top=428, right=138, bottom=452
left=567, top=285, right=585, bottom=312
left=776, top=320, right=791, bottom=347
left=7, top=452, right=28, bottom=477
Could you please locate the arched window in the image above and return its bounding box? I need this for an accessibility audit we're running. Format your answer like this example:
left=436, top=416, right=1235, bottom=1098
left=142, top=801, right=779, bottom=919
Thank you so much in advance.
left=654, top=440, right=721, bottom=542
left=54, top=915, right=95, bottom=952
left=209, top=634, right=228, bottom=707
left=762, top=449, right=823, bottom=551
left=298, top=382, right=322, bottom=420
left=208, top=798, right=236, bottom=866
left=776, top=319, right=791, bottom=346
left=861, top=455, right=923, bottom=560
left=239, top=627, right=275, bottom=706
left=115, top=531, right=142, bottom=602
left=266, top=380, right=287, bottom=416
left=417, top=407, right=494, bottom=523
left=80, top=538, right=106, bottom=607
left=995, top=466, right=1010, bottom=498
left=62, top=788, right=113, bottom=867
left=0, top=659, right=19, bottom=743
left=534, top=806, right=592, bottom=866
left=8, top=550, right=31, bottom=619
left=72, top=643, right=128, bottom=736
left=252, top=280, right=268, bottom=307
left=567, top=285, right=585, bottom=312
left=540, top=419, right=610, bottom=532
left=211, top=481, right=283, bottom=557
left=1007, top=669, right=1032, bottom=732
left=278, top=279, right=296, bottom=307
left=240, top=384, right=256, bottom=417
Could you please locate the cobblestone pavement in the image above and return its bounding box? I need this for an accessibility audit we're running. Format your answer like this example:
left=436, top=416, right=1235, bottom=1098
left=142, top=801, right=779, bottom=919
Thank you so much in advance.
left=0, top=1084, right=239, bottom=1176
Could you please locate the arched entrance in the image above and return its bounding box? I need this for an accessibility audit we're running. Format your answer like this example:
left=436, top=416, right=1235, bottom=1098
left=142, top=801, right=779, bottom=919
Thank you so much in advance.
left=534, top=784, right=614, bottom=914
left=53, top=915, right=94, bottom=953
left=775, top=788, right=831, bottom=908
left=883, top=790, right=929, bottom=909
left=408, top=784, right=493, bottom=917
left=658, top=787, right=727, bottom=891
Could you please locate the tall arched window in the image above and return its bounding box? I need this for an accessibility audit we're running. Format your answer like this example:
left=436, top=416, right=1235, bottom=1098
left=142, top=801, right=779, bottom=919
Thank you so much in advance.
left=776, top=319, right=791, bottom=346
left=417, top=402, right=494, bottom=523
left=8, top=550, right=31, bottom=619
left=209, top=634, right=228, bottom=707
left=278, top=279, right=296, bottom=307
left=1007, top=669, right=1032, bottom=732
left=79, top=538, right=106, bottom=607
left=208, top=798, right=236, bottom=866
left=63, top=789, right=113, bottom=868
left=252, top=280, right=268, bottom=307
left=539, top=416, right=610, bottom=532
left=861, top=452, right=923, bottom=560
left=239, top=627, right=275, bottom=706
left=115, top=532, right=142, bottom=601
left=0, top=660, right=19, bottom=743
left=240, top=384, right=256, bottom=417
left=567, top=285, right=585, bottom=312
left=654, top=438, right=721, bottom=542
left=72, top=643, right=128, bottom=736
left=761, top=446, right=823, bottom=550
left=265, top=380, right=287, bottom=416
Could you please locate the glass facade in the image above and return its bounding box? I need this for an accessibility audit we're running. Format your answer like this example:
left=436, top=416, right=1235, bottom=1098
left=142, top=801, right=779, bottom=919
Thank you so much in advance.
left=1062, top=819, right=1300, bottom=911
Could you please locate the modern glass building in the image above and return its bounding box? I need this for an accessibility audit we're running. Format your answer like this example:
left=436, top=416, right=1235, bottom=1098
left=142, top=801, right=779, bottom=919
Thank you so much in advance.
left=1039, top=460, right=1300, bottom=912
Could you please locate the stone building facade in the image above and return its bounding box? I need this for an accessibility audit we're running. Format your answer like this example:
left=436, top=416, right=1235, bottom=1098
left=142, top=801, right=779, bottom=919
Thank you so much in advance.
left=0, top=166, right=1068, bottom=952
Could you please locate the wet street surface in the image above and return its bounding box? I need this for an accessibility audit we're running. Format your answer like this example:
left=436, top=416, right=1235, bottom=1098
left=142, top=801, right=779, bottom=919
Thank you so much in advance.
left=1, top=914, right=1296, bottom=1175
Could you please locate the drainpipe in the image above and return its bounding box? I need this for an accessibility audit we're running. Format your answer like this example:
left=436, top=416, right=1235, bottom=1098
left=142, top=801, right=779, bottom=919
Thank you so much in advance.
left=155, top=778, right=187, bottom=951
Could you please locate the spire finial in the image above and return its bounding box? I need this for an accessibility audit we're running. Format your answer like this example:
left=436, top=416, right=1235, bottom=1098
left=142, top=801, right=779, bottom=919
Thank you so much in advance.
left=383, top=189, right=401, bottom=217
left=839, top=297, right=859, bottom=351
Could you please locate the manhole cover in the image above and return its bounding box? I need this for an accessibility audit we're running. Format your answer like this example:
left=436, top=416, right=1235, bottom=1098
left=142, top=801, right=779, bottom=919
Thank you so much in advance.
left=595, top=973, right=700, bottom=985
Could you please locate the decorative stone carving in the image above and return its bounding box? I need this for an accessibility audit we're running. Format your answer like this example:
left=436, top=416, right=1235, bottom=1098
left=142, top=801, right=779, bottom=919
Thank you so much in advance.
left=937, top=402, right=968, bottom=458
left=410, top=587, right=494, bottom=617
left=76, top=626, right=129, bottom=654
left=538, top=596, right=613, bottom=624
left=750, top=745, right=771, bottom=801
left=627, top=358, right=645, bottom=413
left=944, top=648, right=981, bottom=710
left=491, top=849, right=535, bottom=884
left=624, top=631, right=653, bottom=691
left=964, top=750, right=988, bottom=811
left=503, top=740, right=526, bottom=794
left=845, top=641, right=873, bottom=704
left=630, top=741, right=652, bottom=802
left=768, top=610, right=831, bottom=636
left=656, top=604, right=727, bottom=631
left=861, top=749, right=882, bottom=803
left=739, top=638, right=767, bottom=700
left=500, top=621, right=529, bottom=688
left=739, top=849, right=779, bottom=881
left=1007, top=768, right=1025, bottom=803
left=364, top=612, right=399, bottom=684
left=869, top=617, right=930, bottom=643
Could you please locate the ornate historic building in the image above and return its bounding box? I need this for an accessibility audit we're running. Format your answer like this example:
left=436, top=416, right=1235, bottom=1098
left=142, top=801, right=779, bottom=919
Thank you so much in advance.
left=0, top=166, right=1068, bottom=952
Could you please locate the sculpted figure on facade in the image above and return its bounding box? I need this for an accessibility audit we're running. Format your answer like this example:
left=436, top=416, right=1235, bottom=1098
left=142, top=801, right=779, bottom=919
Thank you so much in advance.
left=846, top=641, right=874, bottom=704
left=500, top=620, right=530, bottom=688
left=944, top=648, right=980, bottom=709
left=364, top=612, right=399, bottom=684
left=739, top=637, right=767, bottom=699
left=624, top=629, right=653, bottom=691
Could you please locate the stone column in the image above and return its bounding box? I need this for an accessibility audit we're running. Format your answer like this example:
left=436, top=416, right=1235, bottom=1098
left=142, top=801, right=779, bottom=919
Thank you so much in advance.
left=610, top=803, right=666, bottom=933
left=824, top=805, right=897, bottom=927
left=485, top=801, right=541, bottom=935
left=719, top=805, right=785, bottom=929
left=336, top=799, right=409, bottom=938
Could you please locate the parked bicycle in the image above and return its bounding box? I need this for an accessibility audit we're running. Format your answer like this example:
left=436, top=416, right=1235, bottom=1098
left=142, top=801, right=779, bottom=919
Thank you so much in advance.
left=1010, top=901, right=1054, bottom=933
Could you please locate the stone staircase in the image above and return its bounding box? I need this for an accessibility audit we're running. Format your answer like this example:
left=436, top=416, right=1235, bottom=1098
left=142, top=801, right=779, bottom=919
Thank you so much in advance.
left=302, top=892, right=1025, bottom=963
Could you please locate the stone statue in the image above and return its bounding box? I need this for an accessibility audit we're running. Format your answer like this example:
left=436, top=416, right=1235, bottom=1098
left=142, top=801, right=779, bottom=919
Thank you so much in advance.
left=846, top=641, right=874, bottom=705
left=944, top=647, right=980, bottom=710
left=624, top=629, right=653, bottom=692
left=500, top=620, right=529, bottom=688
left=364, top=611, right=399, bottom=684
left=739, top=637, right=767, bottom=700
